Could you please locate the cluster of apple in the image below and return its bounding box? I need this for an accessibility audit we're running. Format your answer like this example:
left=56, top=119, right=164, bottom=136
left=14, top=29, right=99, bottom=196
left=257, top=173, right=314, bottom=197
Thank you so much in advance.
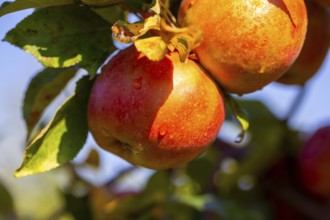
left=299, top=125, right=330, bottom=201
left=87, top=0, right=329, bottom=169
left=261, top=124, right=330, bottom=219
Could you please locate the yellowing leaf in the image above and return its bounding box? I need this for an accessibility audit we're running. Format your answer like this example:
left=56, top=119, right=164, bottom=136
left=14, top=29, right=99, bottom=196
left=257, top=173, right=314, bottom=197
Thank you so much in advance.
left=169, top=26, right=203, bottom=62
left=224, top=92, right=249, bottom=143
left=112, top=14, right=160, bottom=44
left=150, top=0, right=161, bottom=14
left=134, top=36, right=167, bottom=61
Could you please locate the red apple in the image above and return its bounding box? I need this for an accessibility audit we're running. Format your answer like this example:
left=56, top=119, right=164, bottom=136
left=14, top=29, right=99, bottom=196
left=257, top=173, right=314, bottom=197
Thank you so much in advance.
left=278, top=0, right=330, bottom=85
left=87, top=46, right=225, bottom=169
left=299, top=125, right=330, bottom=199
left=178, top=0, right=307, bottom=94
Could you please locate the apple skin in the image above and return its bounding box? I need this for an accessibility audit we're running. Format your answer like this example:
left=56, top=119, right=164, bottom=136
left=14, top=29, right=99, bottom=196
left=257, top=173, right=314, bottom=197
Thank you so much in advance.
left=178, top=0, right=307, bottom=95
left=278, top=0, right=330, bottom=85
left=87, top=46, right=225, bottom=169
left=298, top=125, right=330, bottom=199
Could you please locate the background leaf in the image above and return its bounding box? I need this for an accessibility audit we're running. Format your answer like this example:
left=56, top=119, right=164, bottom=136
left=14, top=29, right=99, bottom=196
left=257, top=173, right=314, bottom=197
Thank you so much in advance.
left=0, top=0, right=74, bottom=17
left=225, top=93, right=250, bottom=143
left=0, top=181, right=14, bottom=216
left=23, top=67, right=77, bottom=138
left=217, top=100, right=286, bottom=193
left=14, top=75, right=95, bottom=177
left=3, top=5, right=117, bottom=75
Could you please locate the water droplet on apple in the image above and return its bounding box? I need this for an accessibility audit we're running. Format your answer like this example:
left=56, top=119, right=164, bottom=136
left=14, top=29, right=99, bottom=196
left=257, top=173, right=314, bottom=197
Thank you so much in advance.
left=158, top=126, right=168, bottom=140
left=132, top=77, right=143, bottom=90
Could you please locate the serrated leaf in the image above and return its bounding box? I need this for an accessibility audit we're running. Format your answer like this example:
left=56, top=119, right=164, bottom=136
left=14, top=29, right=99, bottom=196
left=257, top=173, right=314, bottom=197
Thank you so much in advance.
left=14, top=76, right=95, bottom=178
left=112, top=14, right=160, bottom=44
left=224, top=93, right=249, bottom=143
left=23, top=67, right=77, bottom=138
left=3, top=5, right=116, bottom=75
left=134, top=36, right=167, bottom=61
left=0, top=0, right=74, bottom=17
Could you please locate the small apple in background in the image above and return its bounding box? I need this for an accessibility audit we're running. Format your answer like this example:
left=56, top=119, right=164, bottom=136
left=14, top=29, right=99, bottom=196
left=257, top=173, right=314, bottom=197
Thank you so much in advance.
left=298, top=125, right=330, bottom=200
left=178, top=0, right=307, bottom=95
left=87, top=46, right=225, bottom=170
left=277, top=0, right=330, bottom=85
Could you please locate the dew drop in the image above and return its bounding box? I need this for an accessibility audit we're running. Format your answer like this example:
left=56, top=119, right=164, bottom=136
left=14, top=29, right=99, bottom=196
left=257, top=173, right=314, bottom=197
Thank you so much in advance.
left=132, top=77, right=143, bottom=90
left=158, top=126, right=168, bottom=140
left=234, top=136, right=243, bottom=143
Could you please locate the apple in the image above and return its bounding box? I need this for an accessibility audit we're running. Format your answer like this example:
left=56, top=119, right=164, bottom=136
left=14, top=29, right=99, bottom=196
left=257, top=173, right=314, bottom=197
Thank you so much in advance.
left=178, top=0, right=307, bottom=94
left=278, top=0, right=330, bottom=85
left=87, top=46, right=225, bottom=169
left=298, top=125, right=330, bottom=199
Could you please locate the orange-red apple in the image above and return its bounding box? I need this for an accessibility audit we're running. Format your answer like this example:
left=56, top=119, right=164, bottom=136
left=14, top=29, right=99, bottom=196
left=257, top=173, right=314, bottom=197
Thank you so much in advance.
left=87, top=46, right=225, bottom=169
left=178, top=0, right=307, bottom=94
left=278, top=0, right=330, bottom=85
left=298, top=125, right=330, bottom=199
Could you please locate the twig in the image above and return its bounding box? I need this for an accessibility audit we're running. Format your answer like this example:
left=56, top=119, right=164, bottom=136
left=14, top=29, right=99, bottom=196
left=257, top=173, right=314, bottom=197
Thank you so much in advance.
left=104, top=166, right=138, bottom=188
left=283, top=85, right=308, bottom=124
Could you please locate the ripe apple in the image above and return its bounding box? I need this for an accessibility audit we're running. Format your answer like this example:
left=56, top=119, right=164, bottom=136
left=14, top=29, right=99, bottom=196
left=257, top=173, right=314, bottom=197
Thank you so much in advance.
left=178, top=0, right=307, bottom=94
left=87, top=46, right=225, bottom=169
left=278, top=0, right=330, bottom=85
left=298, top=125, right=330, bottom=199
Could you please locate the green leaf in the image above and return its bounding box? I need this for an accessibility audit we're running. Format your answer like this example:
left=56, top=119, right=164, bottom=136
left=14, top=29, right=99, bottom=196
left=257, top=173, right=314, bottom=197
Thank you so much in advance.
left=224, top=93, right=249, bottom=143
left=92, top=5, right=125, bottom=24
left=14, top=75, right=95, bottom=178
left=0, top=181, right=14, bottom=215
left=23, top=67, right=77, bottom=138
left=217, top=100, right=285, bottom=193
left=65, top=192, right=93, bottom=220
left=0, top=0, right=127, bottom=17
left=143, top=171, right=172, bottom=198
left=0, top=0, right=74, bottom=17
left=3, top=5, right=117, bottom=75
left=176, top=194, right=223, bottom=213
